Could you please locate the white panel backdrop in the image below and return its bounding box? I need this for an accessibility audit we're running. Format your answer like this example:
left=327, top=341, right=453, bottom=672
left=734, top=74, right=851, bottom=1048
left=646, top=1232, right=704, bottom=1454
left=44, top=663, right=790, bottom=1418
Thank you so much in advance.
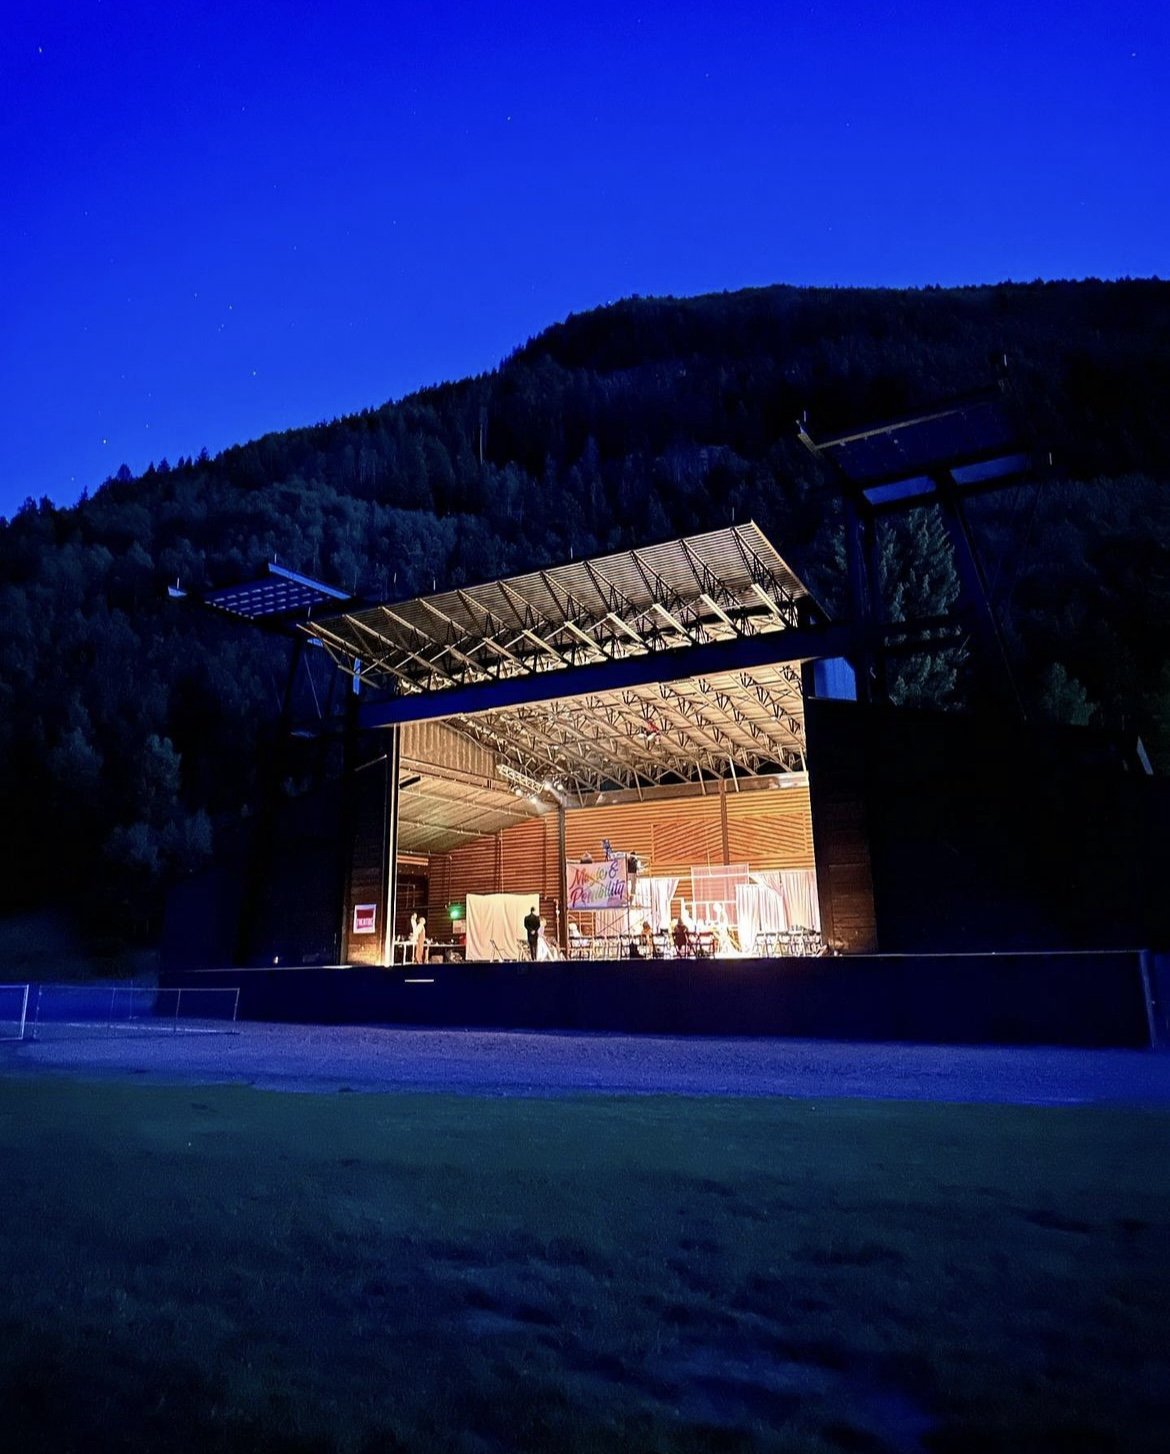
left=465, top=892, right=541, bottom=961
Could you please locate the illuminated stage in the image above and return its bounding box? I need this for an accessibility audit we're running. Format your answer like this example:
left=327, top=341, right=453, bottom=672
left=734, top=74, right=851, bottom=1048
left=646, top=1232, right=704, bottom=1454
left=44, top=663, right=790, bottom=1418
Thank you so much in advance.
left=163, top=390, right=1170, bottom=1048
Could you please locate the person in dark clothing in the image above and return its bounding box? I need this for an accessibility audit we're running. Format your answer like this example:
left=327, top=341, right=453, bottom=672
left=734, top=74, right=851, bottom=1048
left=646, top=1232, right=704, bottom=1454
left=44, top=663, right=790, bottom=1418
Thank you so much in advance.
left=523, top=906, right=541, bottom=960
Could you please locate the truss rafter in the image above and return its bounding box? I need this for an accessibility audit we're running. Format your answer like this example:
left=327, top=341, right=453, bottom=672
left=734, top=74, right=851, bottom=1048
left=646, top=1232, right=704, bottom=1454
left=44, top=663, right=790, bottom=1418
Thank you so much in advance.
left=303, top=524, right=820, bottom=796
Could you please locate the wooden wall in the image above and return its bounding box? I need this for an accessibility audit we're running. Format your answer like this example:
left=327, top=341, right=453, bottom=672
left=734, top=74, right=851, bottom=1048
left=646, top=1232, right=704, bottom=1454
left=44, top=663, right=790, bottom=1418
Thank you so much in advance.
left=427, top=815, right=561, bottom=924
left=803, top=700, right=880, bottom=954
left=566, top=788, right=813, bottom=887
left=423, top=782, right=815, bottom=934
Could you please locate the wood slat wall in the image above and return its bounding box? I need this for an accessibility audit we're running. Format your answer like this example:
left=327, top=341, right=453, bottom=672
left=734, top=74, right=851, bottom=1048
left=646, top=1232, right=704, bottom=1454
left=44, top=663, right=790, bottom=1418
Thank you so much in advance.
left=425, top=816, right=560, bottom=926
left=567, top=789, right=813, bottom=878
left=567, top=797, right=719, bottom=880
left=419, top=785, right=816, bottom=945
left=725, top=789, right=816, bottom=869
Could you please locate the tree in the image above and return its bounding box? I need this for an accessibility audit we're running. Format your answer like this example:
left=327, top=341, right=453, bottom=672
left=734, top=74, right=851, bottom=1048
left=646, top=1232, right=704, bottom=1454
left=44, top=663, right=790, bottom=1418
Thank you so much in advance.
left=1037, top=662, right=1095, bottom=727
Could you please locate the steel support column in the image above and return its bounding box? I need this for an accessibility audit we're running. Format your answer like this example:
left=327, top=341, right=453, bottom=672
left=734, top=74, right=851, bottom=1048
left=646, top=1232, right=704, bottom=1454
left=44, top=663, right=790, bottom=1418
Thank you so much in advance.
left=379, top=726, right=402, bottom=968
left=841, top=495, right=875, bottom=704
left=557, top=804, right=569, bottom=955
left=931, top=473, right=1024, bottom=717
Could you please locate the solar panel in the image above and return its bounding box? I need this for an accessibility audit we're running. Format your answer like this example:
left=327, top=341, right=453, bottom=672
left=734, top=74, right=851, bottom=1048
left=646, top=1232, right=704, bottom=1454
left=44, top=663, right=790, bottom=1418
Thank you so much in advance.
left=805, top=395, right=1026, bottom=493
left=204, top=563, right=352, bottom=623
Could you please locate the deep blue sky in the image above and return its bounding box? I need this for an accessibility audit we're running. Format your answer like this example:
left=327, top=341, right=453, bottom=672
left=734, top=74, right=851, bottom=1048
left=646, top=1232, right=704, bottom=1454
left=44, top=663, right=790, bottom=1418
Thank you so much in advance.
left=2, top=0, right=1166, bottom=519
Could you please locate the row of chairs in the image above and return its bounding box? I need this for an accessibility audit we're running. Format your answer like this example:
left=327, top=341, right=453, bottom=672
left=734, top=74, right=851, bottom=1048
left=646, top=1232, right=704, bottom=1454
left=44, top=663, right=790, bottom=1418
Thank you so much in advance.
left=498, top=929, right=826, bottom=961
left=754, top=928, right=825, bottom=957
left=566, top=930, right=728, bottom=960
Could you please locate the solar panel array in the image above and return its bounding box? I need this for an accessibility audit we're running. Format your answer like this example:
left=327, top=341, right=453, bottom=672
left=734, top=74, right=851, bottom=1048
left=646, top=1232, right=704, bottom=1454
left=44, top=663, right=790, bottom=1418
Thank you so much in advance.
left=204, top=563, right=352, bottom=622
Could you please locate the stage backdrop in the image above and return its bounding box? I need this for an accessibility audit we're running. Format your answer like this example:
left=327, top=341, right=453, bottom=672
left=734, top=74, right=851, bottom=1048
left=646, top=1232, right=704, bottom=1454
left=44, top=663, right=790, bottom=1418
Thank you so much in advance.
left=466, top=892, right=540, bottom=961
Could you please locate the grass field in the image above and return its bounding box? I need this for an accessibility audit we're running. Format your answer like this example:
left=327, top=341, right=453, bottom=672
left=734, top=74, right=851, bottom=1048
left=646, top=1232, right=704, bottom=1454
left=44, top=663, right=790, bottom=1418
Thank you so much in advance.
left=0, top=1079, right=1167, bottom=1453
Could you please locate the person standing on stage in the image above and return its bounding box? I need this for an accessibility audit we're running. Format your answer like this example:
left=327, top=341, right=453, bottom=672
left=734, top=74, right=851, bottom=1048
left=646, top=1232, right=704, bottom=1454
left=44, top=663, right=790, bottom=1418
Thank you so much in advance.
left=410, top=912, right=427, bottom=966
left=524, top=905, right=541, bottom=960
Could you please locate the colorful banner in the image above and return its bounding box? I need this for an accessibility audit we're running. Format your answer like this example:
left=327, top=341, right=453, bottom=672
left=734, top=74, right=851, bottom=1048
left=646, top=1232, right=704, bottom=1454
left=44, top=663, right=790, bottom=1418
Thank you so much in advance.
left=567, top=858, right=629, bottom=911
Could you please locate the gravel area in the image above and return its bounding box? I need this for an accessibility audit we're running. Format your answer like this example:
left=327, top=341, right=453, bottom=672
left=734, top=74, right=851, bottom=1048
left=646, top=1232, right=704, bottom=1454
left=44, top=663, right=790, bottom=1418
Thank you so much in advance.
left=3, top=1019, right=1170, bottom=1105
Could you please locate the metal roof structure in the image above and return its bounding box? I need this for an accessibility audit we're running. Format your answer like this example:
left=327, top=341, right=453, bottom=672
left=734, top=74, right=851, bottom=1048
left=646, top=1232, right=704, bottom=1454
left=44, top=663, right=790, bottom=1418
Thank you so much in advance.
left=306, top=524, right=831, bottom=803
left=798, top=381, right=1039, bottom=713
left=396, top=771, right=553, bottom=854
left=798, top=388, right=1034, bottom=512
left=393, top=722, right=555, bottom=855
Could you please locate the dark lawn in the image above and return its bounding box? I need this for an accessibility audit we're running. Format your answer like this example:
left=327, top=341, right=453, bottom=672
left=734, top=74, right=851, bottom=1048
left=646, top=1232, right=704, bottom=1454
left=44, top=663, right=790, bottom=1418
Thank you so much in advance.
left=0, top=1079, right=1167, bottom=1453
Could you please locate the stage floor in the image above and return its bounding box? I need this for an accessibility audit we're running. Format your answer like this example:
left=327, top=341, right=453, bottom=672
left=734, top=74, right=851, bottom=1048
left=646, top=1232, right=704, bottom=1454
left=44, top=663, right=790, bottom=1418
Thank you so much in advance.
left=160, top=951, right=1155, bottom=1049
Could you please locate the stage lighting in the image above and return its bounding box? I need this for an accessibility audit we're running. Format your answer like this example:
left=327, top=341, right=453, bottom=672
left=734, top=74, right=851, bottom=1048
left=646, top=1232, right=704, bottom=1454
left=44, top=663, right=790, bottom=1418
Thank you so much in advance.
left=499, top=762, right=544, bottom=795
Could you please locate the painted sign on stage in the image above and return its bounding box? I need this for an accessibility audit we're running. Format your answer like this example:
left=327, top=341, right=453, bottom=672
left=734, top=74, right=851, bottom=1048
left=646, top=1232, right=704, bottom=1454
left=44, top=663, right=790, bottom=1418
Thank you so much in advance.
left=568, top=858, right=629, bottom=910
left=352, top=903, right=377, bottom=935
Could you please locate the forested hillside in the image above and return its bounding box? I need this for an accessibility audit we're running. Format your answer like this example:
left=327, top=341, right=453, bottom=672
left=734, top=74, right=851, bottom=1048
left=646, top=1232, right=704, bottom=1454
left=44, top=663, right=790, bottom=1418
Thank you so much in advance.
left=2, top=279, right=1168, bottom=940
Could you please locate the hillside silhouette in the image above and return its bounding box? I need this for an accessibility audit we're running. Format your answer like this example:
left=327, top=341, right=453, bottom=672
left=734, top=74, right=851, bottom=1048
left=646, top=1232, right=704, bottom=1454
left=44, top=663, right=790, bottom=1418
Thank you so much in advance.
left=2, top=278, right=1168, bottom=940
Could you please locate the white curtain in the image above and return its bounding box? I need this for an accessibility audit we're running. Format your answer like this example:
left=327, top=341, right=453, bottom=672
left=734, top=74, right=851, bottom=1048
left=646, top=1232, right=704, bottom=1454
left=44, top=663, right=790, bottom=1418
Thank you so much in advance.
left=784, top=870, right=820, bottom=931
left=751, top=870, right=821, bottom=932
left=465, top=892, right=539, bottom=961
left=735, top=884, right=761, bottom=951
left=735, top=882, right=788, bottom=951
left=591, top=908, right=629, bottom=938
left=642, top=875, right=679, bottom=931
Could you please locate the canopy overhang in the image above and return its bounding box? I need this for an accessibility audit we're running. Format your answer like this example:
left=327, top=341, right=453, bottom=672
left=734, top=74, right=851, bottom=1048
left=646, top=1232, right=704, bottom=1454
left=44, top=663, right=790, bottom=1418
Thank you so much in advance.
left=307, top=524, right=833, bottom=803
left=798, top=388, right=1037, bottom=513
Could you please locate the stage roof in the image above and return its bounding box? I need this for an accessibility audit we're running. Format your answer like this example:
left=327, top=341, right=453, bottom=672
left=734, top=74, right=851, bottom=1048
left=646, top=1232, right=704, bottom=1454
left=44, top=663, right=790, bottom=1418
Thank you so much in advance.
left=306, top=524, right=831, bottom=801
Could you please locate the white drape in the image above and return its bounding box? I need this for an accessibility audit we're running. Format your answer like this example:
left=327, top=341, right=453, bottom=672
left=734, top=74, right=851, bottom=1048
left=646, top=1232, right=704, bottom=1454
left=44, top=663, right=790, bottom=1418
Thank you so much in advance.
left=465, top=892, right=540, bottom=961
left=591, top=908, right=629, bottom=937
left=751, top=870, right=821, bottom=932
left=735, top=882, right=787, bottom=951
left=642, top=875, right=679, bottom=931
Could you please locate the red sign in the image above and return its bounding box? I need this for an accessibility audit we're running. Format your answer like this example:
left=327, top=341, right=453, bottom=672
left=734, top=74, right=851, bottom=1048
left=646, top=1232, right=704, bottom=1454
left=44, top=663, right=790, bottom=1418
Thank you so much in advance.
left=352, top=903, right=377, bottom=935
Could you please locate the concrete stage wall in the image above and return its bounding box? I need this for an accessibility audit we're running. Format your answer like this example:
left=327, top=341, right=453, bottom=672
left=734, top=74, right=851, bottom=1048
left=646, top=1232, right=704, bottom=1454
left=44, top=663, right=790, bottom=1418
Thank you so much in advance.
left=160, top=951, right=1155, bottom=1049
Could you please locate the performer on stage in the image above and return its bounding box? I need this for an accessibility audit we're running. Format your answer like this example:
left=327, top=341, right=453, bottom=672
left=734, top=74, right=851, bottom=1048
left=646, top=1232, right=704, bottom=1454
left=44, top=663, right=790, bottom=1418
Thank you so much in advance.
left=524, top=905, right=542, bottom=960
left=711, top=902, right=736, bottom=956
left=410, top=912, right=427, bottom=966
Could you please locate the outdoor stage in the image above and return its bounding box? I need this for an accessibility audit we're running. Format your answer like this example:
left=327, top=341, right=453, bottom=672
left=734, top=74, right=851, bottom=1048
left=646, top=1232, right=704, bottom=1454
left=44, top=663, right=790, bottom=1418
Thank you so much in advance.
left=160, top=949, right=1156, bottom=1049
left=171, top=510, right=1170, bottom=1051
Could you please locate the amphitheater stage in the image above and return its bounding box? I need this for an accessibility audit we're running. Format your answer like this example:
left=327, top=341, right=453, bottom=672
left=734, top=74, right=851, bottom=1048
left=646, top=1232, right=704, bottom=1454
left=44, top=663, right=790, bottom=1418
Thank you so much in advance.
left=159, top=950, right=1160, bottom=1050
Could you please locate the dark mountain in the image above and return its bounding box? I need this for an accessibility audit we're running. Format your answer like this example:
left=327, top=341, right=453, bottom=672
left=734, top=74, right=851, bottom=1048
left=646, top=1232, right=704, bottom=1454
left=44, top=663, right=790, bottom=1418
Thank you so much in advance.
left=2, top=278, right=1168, bottom=939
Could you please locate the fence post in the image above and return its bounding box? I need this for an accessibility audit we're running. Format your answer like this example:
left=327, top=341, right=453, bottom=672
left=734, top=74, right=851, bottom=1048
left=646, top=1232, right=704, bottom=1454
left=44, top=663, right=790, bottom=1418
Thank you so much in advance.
left=1139, top=950, right=1168, bottom=1051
